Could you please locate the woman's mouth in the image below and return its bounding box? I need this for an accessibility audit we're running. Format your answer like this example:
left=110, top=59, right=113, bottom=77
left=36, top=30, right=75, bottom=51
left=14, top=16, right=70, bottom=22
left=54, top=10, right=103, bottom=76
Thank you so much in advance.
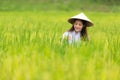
left=75, top=27, right=81, bottom=30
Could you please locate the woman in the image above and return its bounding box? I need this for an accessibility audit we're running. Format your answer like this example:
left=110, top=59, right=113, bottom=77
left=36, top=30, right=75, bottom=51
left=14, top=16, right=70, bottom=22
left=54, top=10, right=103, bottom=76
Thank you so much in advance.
left=62, top=13, right=94, bottom=44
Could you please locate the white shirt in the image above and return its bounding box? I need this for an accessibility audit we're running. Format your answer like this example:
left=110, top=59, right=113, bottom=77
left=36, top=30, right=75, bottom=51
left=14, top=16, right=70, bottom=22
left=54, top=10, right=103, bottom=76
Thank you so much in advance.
left=62, top=31, right=81, bottom=44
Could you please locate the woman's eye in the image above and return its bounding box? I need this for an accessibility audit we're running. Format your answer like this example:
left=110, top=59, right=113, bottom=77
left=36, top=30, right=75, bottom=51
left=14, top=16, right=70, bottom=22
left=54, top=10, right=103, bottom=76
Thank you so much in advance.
left=75, top=23, right=78, bottom=25
left=79, top=24, right=83, bottom=26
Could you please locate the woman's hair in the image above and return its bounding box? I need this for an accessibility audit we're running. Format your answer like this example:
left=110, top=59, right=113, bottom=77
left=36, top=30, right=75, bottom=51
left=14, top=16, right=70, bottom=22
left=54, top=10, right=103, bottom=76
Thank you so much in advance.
left=68, top=19, right=89, bottom=41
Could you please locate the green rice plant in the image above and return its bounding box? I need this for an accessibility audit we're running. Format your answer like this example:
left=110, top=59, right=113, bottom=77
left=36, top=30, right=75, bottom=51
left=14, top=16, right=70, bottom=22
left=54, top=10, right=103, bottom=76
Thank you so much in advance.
left=0, top=11, right=120, bottom=80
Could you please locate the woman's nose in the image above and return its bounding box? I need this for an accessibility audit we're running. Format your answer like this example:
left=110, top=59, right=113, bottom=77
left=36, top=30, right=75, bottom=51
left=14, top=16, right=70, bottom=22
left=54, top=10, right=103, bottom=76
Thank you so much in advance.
left=76, top=25, right=79, bottom=27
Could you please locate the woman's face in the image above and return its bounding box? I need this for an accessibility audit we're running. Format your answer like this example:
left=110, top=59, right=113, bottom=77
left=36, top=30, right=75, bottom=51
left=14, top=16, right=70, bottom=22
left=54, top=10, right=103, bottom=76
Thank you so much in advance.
left=73, top=20, right=83, bottom=32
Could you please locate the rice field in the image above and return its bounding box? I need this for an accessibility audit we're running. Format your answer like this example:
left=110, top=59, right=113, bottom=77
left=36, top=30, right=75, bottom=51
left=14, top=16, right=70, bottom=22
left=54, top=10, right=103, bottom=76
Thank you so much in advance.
left=0, top=11, right=120, bottom=80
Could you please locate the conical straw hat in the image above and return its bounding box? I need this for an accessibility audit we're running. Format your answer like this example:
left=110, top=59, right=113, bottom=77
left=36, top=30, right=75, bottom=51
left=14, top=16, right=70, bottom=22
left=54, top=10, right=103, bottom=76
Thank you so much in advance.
left=68, top=13, right=94, bottom=27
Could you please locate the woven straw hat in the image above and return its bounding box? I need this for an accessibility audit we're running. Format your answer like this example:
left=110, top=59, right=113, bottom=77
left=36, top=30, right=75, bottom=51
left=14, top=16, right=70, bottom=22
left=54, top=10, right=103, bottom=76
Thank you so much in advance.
left=68, top=13, right=94, bottom=27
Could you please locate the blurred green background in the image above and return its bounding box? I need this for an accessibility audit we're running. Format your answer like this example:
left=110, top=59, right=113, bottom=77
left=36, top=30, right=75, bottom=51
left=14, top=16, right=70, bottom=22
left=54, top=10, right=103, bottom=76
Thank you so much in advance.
left=0, top=0, right=120, bottom=12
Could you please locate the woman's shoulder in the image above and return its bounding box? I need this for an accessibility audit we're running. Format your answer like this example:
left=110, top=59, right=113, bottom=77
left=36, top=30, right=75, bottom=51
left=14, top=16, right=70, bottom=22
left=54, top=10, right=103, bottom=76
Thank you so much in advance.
left=62, top=31, right=69, bottom=39
left=63, top=31, right=69, bottom=36
left=63, top=31, right=69, bottom=34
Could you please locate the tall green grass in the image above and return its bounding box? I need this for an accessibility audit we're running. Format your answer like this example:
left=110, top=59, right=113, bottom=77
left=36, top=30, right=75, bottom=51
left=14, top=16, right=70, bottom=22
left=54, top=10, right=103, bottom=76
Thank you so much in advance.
left=0, top=11, right=120, bottom=80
